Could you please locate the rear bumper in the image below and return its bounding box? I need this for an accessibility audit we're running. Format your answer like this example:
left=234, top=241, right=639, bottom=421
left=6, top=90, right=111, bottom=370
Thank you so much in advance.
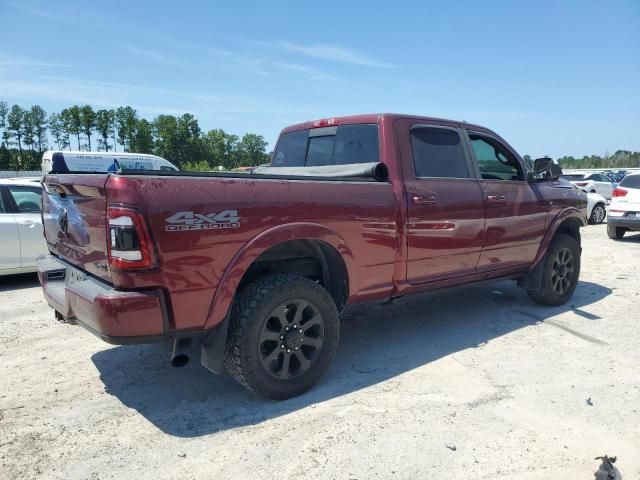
left=37, top=255, right=169, bottom=344
left=608, top=216, right=640, bottom=230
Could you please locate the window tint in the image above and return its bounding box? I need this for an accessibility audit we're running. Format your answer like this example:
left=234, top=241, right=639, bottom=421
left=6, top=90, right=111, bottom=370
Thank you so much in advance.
left=0, top=189, right=5, bottom=213
left=561, top=174, right=587, bottom=181
left=273, top=129, right=308, bottom=167
left=468, top=133, right=523, bottom=181
left=410, top=127, right=470, bottom=178
left=620, top=174, right=640, bottom=189
left=306, top=135, right=335, bottom=166
left=7, top=185, right=42, bottom=213
left=272, top=124, right=379, bottom=167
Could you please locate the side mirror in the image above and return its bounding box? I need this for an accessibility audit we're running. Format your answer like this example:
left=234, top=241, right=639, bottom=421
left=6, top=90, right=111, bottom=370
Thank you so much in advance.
left=527, top=157, right=559, bottom=182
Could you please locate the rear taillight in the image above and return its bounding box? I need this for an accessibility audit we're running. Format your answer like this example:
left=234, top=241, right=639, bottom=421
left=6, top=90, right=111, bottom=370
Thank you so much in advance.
left=107, top=205, right=157, bottom=270
left=612, top=188, right=628, bottom=197
left=574, top=182, right=588, bottom=186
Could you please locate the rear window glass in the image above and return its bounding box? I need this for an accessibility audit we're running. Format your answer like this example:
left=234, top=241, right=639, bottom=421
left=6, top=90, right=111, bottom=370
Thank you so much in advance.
left=619, top=174, right=640, bottom=189
left=273, top=124, right=379, bottom=167
left=560, top=174, right=586, bottom=181
left=410, top=127, right=470, bottom=178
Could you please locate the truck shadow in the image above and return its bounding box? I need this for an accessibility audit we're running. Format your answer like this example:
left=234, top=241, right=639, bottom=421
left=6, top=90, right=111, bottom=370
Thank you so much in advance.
left=0, top=273, right=40, bottom=292
left=92, top=279, right=611, bottom=438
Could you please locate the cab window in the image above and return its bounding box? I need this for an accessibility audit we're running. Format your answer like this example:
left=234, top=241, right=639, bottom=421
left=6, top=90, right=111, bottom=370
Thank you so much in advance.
left=410, top=127, right=470, bottom=178
left=468, top=133, right=524, bottom=181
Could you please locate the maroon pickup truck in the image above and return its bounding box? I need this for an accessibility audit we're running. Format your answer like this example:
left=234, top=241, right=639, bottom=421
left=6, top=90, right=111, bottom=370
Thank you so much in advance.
left=38, top=113, right=587, bottom=399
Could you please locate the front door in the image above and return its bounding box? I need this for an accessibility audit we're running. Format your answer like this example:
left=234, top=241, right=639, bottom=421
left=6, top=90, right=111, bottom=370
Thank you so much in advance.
left=401, top=122, right=485, bottom=283
left=465, top=131, right=548, bottom=270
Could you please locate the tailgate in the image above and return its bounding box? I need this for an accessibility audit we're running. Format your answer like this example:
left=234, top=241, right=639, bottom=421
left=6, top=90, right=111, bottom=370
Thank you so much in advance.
left=42, top=174, right=112, bottom=282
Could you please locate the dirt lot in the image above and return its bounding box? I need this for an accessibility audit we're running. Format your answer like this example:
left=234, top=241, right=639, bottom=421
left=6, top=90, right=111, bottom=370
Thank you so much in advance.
left=1, top=224, right=639, bottom=480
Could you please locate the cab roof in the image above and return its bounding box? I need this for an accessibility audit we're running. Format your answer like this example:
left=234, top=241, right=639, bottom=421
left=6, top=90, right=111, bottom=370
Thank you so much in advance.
left=280, top=113, right=494, bottom=135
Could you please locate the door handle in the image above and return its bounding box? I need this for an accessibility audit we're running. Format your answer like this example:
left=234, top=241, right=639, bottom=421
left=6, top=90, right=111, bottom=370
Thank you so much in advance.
left=487, top=195, right=506, bottom=203
left=412, top=195, right=438, bottom=205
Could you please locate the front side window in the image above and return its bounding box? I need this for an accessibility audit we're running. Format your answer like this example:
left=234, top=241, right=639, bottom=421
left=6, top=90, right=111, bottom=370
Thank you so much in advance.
left=7, top=185, right=42, bottom=213
left=468, top=133, right=523, bottom=181
left=410, top=127, right=470, bottom=178
left=0, top=189, right=5, bottom=213
left=272, top=124, right=379, bottom=167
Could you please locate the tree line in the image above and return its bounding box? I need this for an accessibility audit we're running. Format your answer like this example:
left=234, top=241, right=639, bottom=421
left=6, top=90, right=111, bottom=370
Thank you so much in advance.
left=0, top=101, right=270, bottom=171
left=1, top=100, right=639, bottom=172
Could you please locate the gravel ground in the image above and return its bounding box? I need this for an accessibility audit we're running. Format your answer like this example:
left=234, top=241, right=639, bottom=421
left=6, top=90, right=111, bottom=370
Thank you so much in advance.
left=1, top=224, right=639, bottom=480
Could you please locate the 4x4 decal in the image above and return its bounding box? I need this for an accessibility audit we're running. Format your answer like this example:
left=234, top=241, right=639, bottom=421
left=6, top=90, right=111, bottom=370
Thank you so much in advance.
left=165, top=210, right=240, bottom=231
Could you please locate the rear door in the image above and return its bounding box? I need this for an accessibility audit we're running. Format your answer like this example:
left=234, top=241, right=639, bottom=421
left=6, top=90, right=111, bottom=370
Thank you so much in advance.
left=399, top=120, right=485, bottom=283
left=42, top=174, right=112, bottom=281
left=5, top=184, right=47, bottom=268
left=0, top=187, right=21, bottom=270
left=465, top=130, right=548, bottom=270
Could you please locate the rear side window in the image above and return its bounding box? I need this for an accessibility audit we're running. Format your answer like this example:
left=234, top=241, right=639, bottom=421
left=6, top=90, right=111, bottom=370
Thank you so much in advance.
left=7, top=185, right=42, bottom=213
left=410, top=127, right=470, bottom=178
left=273, top=124, right=379, bottom=167
left=620, top=174, right=640, bottom=189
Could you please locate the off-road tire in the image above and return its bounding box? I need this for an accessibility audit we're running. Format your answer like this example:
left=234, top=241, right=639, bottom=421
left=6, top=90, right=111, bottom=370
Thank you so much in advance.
left=527, top=233, right=581, bottom=306
left=607, top=224, right=626, bottom=240
left=224, top=274, right=339, bottom=400
left=588, top=203, right=606, bottom=225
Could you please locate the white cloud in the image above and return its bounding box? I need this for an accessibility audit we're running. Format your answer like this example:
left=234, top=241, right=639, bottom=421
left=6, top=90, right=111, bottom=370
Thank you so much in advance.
left=276, top=40, right=397, bottom=69
left=121, top=45, right=187, bottom=67
left=0, top=54, right=72, bottom=69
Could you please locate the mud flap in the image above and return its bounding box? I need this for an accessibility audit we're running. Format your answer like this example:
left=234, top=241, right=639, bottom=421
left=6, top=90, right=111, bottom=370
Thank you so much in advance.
left=200, top=315, right=230, bottom=376
left=517, top=259, right=544, bottom=291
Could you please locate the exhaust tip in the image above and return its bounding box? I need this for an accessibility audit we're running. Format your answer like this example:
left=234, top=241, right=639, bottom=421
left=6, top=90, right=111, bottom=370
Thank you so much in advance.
left=171, top=354, right=189, bottom=368
left=170, top=338, right=192, bottom=367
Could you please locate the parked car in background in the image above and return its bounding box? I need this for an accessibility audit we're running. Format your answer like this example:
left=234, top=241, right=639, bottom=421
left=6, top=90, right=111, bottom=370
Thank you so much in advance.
left=607, top=173, right=640, bottom=239
left=0, top=178, right=47, bottom=275
left=586, top=192, right=607, bottom=224
left=561, top=172, right=614, bottom=199
left=41, top=151, right=179, bottom=175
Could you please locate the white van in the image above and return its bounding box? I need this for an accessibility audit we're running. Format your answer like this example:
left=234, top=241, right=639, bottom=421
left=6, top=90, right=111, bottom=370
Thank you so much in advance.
left=42, top=151, right=179, bottom=175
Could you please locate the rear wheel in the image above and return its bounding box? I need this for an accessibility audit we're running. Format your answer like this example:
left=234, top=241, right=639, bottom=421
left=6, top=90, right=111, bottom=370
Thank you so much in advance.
left=607, top=224, right=626, bottom=240
left=588, top=203, right=606, bottom=224
left=224, top=274, right=339, bottom=400
left=527, top=234, right=580, bottom=306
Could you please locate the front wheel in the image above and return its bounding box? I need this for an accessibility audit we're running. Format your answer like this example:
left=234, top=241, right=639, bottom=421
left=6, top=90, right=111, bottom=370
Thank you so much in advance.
left=588, top=203, right=606, bottom=224
left=224, top=274, right=340, bottom=400
left=607, top=224, right=626, bottom=240
left=527, top=234, right=581, bottom=306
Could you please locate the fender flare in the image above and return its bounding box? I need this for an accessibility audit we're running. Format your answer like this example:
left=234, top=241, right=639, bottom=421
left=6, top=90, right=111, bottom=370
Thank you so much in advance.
left=203, top=222, right=356, bottom=330
left=531, top=207, right=585, bottom=268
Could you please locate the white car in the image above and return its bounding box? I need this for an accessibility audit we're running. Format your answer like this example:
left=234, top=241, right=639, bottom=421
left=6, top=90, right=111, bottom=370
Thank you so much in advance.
left=607, top=173, right=640, bottom=240
left=0, top=178, right=48, bottom=275
left=586, top=192, right=607, bottom=224
left=561, top=172, right=615, bottom=199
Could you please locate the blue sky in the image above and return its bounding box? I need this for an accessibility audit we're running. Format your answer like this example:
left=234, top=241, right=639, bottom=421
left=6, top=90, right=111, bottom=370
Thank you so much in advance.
left=1, top=0, right=638, bottom=157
